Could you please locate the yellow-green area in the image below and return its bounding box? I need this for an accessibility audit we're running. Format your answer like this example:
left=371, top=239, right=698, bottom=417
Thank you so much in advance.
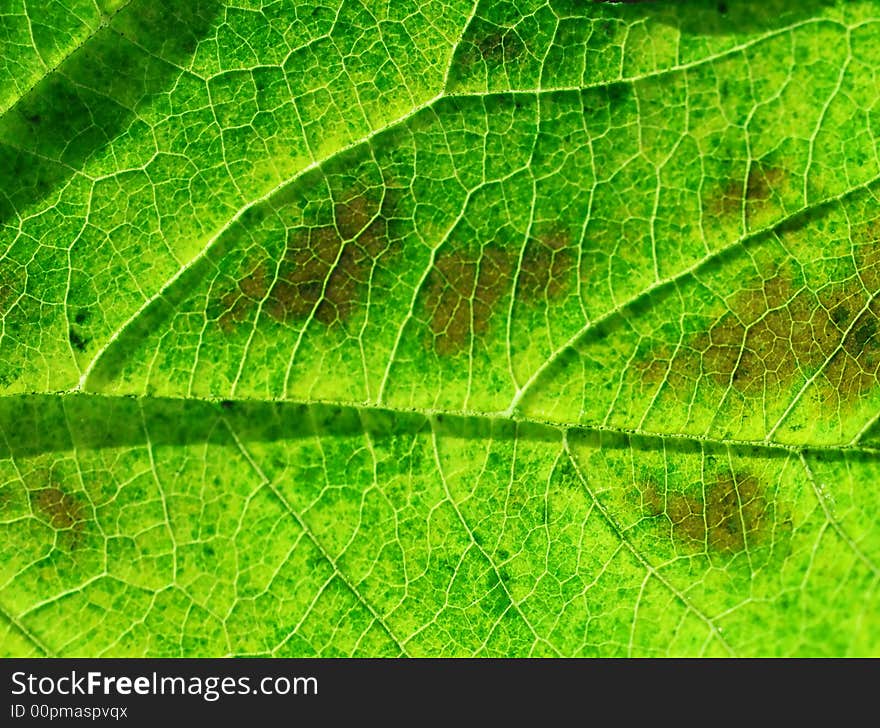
left=1, top=0, right=879, bottom=656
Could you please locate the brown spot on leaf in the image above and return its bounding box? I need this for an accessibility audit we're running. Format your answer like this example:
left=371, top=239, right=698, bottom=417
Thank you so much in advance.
left=516, top=231, right=575, bottom=301
left=216, top=184, right=396, bottom=331
left=703, top=161, right=788, bottom=223
left=424, top=246, right=516, bottom=355
left=458, top=21, right=526, bottom=67
left=821, top=299, right=880, bottom=403
left=30, top=485, right=88, bottom=549
left=0, top=260, right=20, bottom=317
left=640, top=265, right=877, bottom=403
left=706, top=176, right=746, bottom=219
left=852, top=223, right=880, bottom=291
left=268, top=226, right=351, bottom=326
left=745, top=162, right=780, bottom=205
left=640, top=472, right=771, bottom=555
left=217, top=262, right=269, bottom=331
left=820, top=231, right=880, bottom=400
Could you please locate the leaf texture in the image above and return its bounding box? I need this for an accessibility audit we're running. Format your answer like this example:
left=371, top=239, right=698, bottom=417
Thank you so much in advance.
left=1, top=0, right=879, bottom=656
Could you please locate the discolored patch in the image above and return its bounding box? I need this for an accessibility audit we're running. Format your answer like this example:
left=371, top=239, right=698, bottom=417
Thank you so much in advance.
left=0, top=260, right=22, bottom=318
left=852, top=223, right=880, bottom=290
left=639, top=471, right=772, bottom=555
left=216, top=184, right=397, bottom=331
left=516, top=231, right=575, bottom=302
left=705, top=176, right=746, bottom=220
left=267, top=226, right=352, bottom=326
left=457, top=20, right=526, bottom=67
left=746, top=161, right=787, bottom=207
left=703, top=160, right=788, bottom=223
left=636, top=262, right=880, bottom=405
left=423, top=246, right=516, bottom=355
left=68, top=328, right=90, bottom=352
left=0, top=281, right=10, bottom=316
left=820, top=298, right=880, bottom=403
left=30, top=485, right=89, bottom=549
left=823, top=232, right=880, bottom=401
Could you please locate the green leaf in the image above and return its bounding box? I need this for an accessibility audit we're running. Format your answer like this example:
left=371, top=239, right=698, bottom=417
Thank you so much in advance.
left=1, top=0, right=879, bottom=656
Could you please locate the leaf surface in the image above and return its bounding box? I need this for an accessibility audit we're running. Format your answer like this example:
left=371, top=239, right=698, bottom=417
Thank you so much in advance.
left=1, top=0, right=879, bottom=656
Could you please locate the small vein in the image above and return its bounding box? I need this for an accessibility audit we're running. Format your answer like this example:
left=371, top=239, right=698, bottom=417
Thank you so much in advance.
left=78, top=92, right=445, bottom=390
left=0, top=599, right=54, bottom=656
left=564, top=432, right=736, bottom=656
left=223, top=417, right=410, bottom=656
left=799, top=451, right=880, bottom=576
left=0, top=0, right=137, bottom=118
